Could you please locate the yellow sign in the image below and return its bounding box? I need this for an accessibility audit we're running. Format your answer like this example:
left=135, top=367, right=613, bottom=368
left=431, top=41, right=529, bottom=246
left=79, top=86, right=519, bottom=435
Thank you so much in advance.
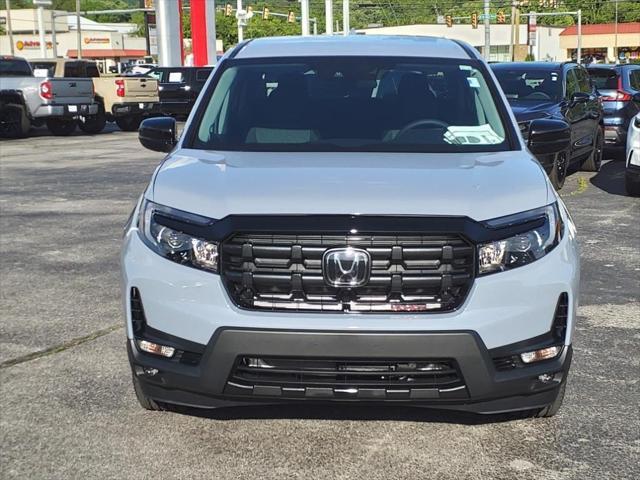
left=16, top=39, right=52, bottom=50
left=84, top=37, right=110, bottom=44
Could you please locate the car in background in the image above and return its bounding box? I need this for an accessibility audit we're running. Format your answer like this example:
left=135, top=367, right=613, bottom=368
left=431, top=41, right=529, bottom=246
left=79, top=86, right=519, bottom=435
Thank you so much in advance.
left=491, top=62, right=603, bottom=190
left=31, top=58, right=160, bottom=133
left=1, top=55, right=97, bottom=137
left=626, top=114, right=640, bottom=196
left=587, top=64, right=640, bottom=157
left=145, top=66, right=213, bottom=117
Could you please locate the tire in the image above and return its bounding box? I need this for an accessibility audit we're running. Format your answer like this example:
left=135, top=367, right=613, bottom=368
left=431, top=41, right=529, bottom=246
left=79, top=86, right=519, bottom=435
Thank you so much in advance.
left=0, top=103, right=31, bottom=138
left=581, top=127, right=603, bottom=172
left=625, top=172, right=640, bottom=197
left=77, top=103, right=106, bottom=134
left=535, top=380, right=567, bottom=418
left=46, top=118, right=76, bottom=136
left=115, top=115, right=142, bottom=132
left=132, top=374, right=164, bottom=411
left=549, top=151, right=568, bottom=191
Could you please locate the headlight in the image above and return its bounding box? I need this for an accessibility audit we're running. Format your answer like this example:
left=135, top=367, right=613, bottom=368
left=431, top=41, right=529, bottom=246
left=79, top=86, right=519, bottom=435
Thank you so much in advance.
left=138, top=199, right=219, bottom=272
left=478, top=203, right=563, bottom=275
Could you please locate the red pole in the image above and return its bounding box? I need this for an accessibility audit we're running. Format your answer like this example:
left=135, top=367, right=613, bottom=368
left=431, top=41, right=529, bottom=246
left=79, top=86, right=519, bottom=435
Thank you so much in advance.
left=190, top=0, right=208, bottom=66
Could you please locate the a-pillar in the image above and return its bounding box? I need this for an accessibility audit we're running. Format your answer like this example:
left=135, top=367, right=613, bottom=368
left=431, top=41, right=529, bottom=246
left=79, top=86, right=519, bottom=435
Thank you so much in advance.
left=191, top=0, right=218, bottom=66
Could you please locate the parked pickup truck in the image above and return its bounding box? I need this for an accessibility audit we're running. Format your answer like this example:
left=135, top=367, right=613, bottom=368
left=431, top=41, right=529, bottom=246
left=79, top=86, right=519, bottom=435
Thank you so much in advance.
left=30, top=58, right=159, bottom=133
left=145, top=66, right=213, bottom=117
left=1, top=55, right=97, bottom=137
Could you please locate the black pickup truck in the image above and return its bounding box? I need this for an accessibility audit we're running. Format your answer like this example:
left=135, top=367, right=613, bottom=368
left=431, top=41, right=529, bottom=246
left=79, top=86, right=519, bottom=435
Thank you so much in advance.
left=146, top=67, right=213, bottom=117
left=491, top=62, right=604, bottom=190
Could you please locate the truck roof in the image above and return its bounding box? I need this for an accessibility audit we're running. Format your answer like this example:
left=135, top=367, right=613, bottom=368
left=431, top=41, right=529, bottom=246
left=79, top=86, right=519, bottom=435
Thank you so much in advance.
left=233, top=35, right=475, bottom=60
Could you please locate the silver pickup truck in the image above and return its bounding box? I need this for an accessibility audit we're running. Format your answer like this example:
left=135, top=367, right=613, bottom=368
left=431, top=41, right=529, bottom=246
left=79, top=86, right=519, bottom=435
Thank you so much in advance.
left=0, top=55, right=98, bottom=138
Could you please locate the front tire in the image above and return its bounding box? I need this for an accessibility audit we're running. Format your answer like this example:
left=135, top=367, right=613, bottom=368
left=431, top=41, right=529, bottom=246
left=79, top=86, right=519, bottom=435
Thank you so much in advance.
left=581, top=127, right=603, bottom=172
left=46, top=118, right=76, bottom=136
left=535, top=380, right=567, bottom=418
left=625, top=172, right=640, bottom=197
left=132, top=374, right=164, bottom=411
left=0, top=103, right=31, bottom=138
left=549, top=151, right=568, bottom=190
left=115, top=115, right=142, bottom=132
left=78, top=103, right=106, bottom=134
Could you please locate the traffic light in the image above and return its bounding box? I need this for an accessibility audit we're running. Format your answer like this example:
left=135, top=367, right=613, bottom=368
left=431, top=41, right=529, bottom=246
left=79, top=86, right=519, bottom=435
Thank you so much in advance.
left=262, top=6, right=270, bottom=20
left=445, top=15, right=452, bottom=28
left=497, top=10, right=506, bottom=24
left=471, top=12, right=478, bottom=29
left=287, top=10, right=295, bottom=23
left=225, top=3, right=232, bottom=16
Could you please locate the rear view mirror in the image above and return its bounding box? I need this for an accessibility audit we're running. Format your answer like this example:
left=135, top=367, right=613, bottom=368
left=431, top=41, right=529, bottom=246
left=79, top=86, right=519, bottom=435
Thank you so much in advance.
left=139, top=117, right=177, bottom=153
left=528, top=119, right=571, bottom=155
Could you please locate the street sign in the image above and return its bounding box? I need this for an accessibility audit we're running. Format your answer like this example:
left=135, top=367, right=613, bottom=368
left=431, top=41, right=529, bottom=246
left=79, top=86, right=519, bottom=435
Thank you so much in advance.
left=32, top=0, right=53, bottom=6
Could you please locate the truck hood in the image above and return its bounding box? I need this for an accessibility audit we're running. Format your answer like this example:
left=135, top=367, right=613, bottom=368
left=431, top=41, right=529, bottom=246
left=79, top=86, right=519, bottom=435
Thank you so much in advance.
left=151, top=150, right=550, bottom=222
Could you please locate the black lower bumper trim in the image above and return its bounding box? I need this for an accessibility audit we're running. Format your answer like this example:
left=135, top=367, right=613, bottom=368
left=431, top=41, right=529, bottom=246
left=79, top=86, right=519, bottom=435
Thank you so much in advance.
left=128, top=328, right=572, bottom=414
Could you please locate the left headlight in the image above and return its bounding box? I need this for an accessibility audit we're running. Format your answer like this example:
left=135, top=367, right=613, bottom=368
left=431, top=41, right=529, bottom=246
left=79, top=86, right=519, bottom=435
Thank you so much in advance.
left=478, top=203, right=563, bottom=276
left=137, top=199, right=219, bottom=272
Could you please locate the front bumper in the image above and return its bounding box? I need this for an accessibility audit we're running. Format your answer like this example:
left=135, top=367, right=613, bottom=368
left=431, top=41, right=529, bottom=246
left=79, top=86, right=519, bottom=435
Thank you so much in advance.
left=129, top=329, right=572, bottom=414
left=33, top=103, right=98, bottom=118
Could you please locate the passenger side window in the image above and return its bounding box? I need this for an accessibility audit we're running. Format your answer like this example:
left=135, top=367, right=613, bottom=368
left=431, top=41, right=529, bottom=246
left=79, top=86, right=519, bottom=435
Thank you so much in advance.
left=575, top=68, right=591, bottom=93
left=630, top=69, right=640, bottom=91
left=565, top=69, right=579, bottom=99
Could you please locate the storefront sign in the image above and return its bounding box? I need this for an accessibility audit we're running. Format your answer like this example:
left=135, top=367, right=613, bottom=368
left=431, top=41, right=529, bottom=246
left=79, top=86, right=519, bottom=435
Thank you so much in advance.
left=84, top=37, right=110, bottom=44
left=16, top=40, right=53, bottom=50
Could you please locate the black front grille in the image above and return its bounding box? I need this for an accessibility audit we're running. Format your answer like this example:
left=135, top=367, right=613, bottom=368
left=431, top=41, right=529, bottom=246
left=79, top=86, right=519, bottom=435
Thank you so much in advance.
left=226, top=356, right=468, bottom=400
left=220, top=233, right=474, bottom=313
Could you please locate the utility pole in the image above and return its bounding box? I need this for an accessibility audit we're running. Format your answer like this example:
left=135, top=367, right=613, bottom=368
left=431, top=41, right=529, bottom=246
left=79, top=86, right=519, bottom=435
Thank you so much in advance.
left=510, top=1, right=516, bottom=61
left=614, top=0, right=619, bottom=63
left=51, top=8, right=57, bottom=57
left=37, top=4, right=46, bottom=57
left=5, top=0, right=15, bottom=55
left=514, top=1, right=520, bottom=61
left=76, top=0, right=82, bottom=59
left=300, top=0, right=310, bottom=36
left=577, top=9, right=581, bottom=64
left=484, top=0, right=490, bottom=60
left=236, top=0, right=243, bottom=42
left=342, top=0, right=349, bottom=35
left=325, top=0, right=333, bottom=35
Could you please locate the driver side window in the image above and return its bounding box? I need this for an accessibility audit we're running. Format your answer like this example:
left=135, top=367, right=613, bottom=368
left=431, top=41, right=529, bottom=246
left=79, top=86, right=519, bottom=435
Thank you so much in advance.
left=565, top=69, right=579, bottom=99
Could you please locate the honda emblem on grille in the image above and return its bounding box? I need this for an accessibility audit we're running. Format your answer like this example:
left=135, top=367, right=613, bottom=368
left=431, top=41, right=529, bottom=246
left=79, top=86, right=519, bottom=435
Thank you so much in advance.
left=322, top=247, right=371, bottom=287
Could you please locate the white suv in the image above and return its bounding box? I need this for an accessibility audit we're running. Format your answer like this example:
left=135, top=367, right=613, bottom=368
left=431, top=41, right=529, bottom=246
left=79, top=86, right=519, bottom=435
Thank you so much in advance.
left=123, top=36, right=580, bottom=417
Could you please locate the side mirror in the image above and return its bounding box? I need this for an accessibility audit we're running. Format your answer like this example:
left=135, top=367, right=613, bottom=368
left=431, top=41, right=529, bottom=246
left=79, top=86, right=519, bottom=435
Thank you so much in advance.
left=632, top=92, right=640, bottom=103
left=570, top=91, right=590, bottom=105
left=139, top=117, right=177, bottom=153
left=528, top=118, right=571, bottom=155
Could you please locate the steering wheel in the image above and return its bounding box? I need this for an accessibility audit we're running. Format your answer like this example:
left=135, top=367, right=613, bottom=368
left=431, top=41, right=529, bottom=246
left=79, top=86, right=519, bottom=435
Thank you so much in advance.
left=396, top=119, right=449, bottom=140
left=525, top=91, right=552, bottom=100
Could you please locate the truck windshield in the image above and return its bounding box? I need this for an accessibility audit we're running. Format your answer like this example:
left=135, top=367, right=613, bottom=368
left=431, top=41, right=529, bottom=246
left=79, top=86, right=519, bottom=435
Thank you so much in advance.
left=0, top=58, right=32, bottom=77
left=191, top=57, right=510, bottom=153
left=492, top=68, right=562, bottom=102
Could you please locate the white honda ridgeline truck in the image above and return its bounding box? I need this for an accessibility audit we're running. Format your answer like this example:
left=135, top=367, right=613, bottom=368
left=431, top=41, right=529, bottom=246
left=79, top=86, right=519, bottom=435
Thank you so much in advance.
left=122, top=36, right=580, bottom=418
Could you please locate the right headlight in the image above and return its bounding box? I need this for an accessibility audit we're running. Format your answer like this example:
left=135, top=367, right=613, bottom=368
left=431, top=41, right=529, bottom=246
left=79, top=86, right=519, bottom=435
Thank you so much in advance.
left=137, top=199, right=219, bottom=273
left=478, top=203, right=564, bottom=275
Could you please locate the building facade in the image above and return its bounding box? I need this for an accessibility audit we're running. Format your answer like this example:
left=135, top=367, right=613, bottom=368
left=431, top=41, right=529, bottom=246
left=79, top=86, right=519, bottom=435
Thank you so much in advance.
left=0, top=8, right=147, bottom=73
left=559, top=22, right=640, bottom=63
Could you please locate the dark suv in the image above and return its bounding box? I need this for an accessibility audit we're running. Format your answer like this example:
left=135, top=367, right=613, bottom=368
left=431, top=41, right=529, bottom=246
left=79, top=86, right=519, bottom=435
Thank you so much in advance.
left=587, top=64, right=640, bottom=156
left=146, top=66, right=213, bottom=117
left=492, top=62, right=603, bottom=190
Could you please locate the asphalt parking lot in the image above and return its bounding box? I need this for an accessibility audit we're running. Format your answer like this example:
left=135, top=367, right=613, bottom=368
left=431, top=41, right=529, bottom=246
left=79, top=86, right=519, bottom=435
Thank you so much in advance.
left=1, top=126, right=638, bottom=480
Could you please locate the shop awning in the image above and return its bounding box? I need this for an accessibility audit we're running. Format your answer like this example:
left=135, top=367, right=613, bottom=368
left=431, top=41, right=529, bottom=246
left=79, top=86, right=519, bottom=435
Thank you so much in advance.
left=66, top=49, right=147, bottom=58
left=560, top=22, right=640, bottom=36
